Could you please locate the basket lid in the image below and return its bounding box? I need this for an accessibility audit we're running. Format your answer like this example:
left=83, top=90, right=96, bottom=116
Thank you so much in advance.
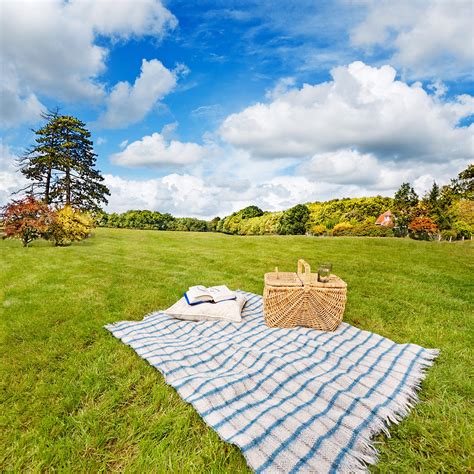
left=264, top=272, right=303, bottom=287
left=302, top=273, right=347, bottom=288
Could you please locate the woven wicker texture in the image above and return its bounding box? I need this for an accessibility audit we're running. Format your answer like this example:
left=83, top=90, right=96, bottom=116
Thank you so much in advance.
left=264, top=259, right=347, bottom=331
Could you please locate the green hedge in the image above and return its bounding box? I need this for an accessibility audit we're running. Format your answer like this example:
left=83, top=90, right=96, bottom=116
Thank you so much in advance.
left=98, top=210, right=210, bottom=232
left=332, top=222, right=393, bottom=237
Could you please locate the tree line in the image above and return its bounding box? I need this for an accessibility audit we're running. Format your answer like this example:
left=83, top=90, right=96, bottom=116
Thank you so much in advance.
left=1, top=110, right=472, bottom=246
left=97, top=165, right=473, bottom=241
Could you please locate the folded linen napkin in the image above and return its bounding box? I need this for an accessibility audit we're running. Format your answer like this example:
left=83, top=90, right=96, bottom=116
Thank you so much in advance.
left=164, top=292, right=246, bottom=322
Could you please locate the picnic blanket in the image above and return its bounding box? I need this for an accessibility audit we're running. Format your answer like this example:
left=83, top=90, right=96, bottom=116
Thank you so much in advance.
left=105, top=291, right=438, bottom=473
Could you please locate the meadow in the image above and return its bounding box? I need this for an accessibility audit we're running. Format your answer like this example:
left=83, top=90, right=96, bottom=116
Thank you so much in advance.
left=1, top=228, right=473, bottom=472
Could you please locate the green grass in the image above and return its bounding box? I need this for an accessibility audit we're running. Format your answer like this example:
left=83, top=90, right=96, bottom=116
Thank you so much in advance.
left=1, top=228, right=473, bottom=472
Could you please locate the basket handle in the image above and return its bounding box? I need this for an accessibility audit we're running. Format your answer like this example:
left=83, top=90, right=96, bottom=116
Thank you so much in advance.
left=297, top=259, right=311, bottom=275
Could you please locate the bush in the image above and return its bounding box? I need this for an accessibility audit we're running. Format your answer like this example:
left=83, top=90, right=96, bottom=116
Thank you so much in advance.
left=408, top=216, right=438, bottom=240
left=440, top=229, right=457, bottom=241
left=331, top=222, right=393, bottom=237
left=278, top=204, right=310, bottom=235
left=449, top=200, right=473, bottom=238
left=50, top=206, right=93, bottom=246
left=332, top=222, right=353, bottom=236
left=310, top=224, right=327, bottom=236
left=351, top=223, right=393, bottom=237
left=2, top=196, right=53, bottom=247
left=452, top=221, right=472, bottom=239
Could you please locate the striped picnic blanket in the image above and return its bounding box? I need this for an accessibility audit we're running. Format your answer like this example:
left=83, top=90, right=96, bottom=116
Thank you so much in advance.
left=105, top=291, right=438, bottom=473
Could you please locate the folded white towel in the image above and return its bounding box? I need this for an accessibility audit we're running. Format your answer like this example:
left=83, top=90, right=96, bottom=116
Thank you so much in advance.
left=164, top=292, right=246, bottom=322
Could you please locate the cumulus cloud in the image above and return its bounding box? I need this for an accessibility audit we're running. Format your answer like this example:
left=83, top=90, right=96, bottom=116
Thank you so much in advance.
left=299, top=149, right=381, bottom=186
left=0, top=142, right=28, bottom=205
left=0, top=86, right=44, bottom=129
left=110, top=132, right=210, bottom=168
left=103, top=172, right=322, bottom=218
left=69, top=0, right=176, bottom=39
left=0, top=64, right=45, bottom=128
left=0, top=0, right=176, bottom=127
left=220, top=61, right=474, bottom=162
left=265, top=77, right=297, bottom=100
left=299, top=148, right=470, bottom=193
left=104, top=173, right=230, bottom=217
left=351, top=0, right=474, bottom=79
left=98, top=59, right=177, bottom=128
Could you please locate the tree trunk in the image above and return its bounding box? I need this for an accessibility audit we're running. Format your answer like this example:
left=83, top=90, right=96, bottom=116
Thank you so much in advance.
left=65, top=164, right=70, bottom=206
left=45, top=165, right=51, bottom=204
left=65, top=130, right=71, bottom=206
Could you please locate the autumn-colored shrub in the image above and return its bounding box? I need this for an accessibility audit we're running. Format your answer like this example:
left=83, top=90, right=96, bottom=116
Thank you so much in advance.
left=2, top=196, right=53, bottom=247
left=49, top=206, right=93, bottom=246
left=408, top=216, right=439, bottom=240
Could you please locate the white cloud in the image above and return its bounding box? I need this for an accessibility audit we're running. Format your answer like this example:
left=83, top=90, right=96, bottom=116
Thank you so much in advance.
left=220, top=61, right=474, bottom=162
left=160, top=122, right=179, bottom=140
left=69, top=0, right=177, bottom=39
left=0, top=65, right=45, bottom=128
left=351, top=0, right=474, bottom=79
left=0, top=142, right=28, bottom=205
left=98, top=59, right=177, bottom=128
left=103, top=172, right=321, bottom=218
left=265, top=77, right=297, bottom=100
left=0, top=0, right=176, bottom=127
left=110, top=132, right=210, bottom=168
left=190, top=104, right=225, bottom=124
left=299, top=149, right=381, bottom=186
left=104, top=173, right=229, bottom=217
left=0, top=86, right=45, bottom=129
left=299, top=148, right=470, bottom=194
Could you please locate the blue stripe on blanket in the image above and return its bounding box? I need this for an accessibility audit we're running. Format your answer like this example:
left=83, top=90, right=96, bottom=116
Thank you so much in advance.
left=105, top=291, right=438, bottom=473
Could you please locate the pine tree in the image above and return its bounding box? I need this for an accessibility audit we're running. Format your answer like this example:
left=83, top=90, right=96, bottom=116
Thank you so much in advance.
left=394, top=182, right=419, bottom=208
left=450, top=164, right=473, bottom=200
left=18, top=113, right=110, bottom=212
left=393, top=183, right=419, bottom=236
left=424, top=182, right=440, bottom=207
left=17, top=110, right=61, bottom=204
left=52, top=115, right=110, bottom=211
left=423, top=182, right=450, bottom=230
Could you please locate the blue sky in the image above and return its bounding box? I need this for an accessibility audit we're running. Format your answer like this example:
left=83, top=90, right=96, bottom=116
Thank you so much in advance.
left=1, top=0, right=473, bottom=218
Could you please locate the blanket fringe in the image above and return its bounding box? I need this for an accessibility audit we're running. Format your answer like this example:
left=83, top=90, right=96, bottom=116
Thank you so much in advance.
left=337, top=348, right=439, bottom=473
left=104, top=310, right=161, bottom=331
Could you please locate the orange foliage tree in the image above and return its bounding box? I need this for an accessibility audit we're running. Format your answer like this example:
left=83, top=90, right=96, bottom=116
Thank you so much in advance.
left=408, top=216, right=439, bottom=240
left=2, top=196, right=53, bottom=247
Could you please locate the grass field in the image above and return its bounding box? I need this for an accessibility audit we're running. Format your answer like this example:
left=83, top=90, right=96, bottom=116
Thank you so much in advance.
left=1, top=228, right=473, bottom=472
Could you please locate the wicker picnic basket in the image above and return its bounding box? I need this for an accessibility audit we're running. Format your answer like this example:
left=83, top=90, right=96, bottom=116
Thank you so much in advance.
left=263, top=259, right=347, bottom=331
